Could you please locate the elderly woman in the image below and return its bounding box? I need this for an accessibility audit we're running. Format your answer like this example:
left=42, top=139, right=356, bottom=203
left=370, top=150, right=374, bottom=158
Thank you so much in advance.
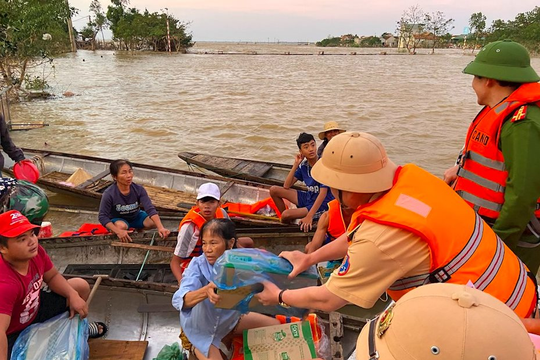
left=98, top=159, right=170, bottom=242
left=172, top=218, right=278, bottom=360
left=317, top=121, right=346, bottom=158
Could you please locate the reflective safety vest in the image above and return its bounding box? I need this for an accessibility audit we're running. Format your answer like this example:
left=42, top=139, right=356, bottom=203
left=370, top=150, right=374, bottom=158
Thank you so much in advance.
left=453, top=82, right=540, bottom=229
left=348, top=164, right=536, bottom=317
left=177, top=207, right=226, bottom=271
left=326, top=199, right=347, bottom=242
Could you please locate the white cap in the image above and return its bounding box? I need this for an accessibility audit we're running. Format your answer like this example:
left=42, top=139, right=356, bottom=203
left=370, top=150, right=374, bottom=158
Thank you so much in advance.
left=197, top=183, right=220, bottom=201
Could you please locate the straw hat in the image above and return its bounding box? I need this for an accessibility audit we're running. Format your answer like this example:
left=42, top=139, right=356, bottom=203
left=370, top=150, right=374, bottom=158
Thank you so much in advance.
left=318, top=121, right=346, bottom=140
left=356, top=283, right=538, bottom=360
left=311, top=132, right=398, bottom=193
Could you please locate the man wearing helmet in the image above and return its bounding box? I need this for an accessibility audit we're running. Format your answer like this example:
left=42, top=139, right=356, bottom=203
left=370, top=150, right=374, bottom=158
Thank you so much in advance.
left=256, top=132, right=539, bottom=332
left=443, top=40, right=540, bottom=273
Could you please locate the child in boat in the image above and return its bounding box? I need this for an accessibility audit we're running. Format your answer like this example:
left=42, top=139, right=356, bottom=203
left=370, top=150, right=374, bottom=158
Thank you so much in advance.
left=304, top=199, right=353, bottom=254
left=317, top=121, right=345, bottom=158
left=98, top=159, right=170, bottom=243
left=269, top=133, right=334, bottom=231
left=0, top=211, right=106, bottom=359
left=170, top=182, right=253, bottom=284
left=172, top=219, right=279, bottom=360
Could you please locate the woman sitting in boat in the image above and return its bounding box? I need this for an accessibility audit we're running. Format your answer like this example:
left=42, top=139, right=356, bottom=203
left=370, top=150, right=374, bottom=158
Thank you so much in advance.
left=172, top=218, right=278, bottom=360
left=98, top=159, right=170, bottom=242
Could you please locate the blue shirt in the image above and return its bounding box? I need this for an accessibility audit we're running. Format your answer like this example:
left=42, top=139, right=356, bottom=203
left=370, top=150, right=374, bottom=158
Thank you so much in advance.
left=98, top=182, right=158, bottom=226
left=172, top=255, right=240, bottom=357
left=294, top=160, right=334, bottom=205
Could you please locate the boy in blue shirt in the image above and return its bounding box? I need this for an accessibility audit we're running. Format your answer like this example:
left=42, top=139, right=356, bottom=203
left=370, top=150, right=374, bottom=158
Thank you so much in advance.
left=270, top=133, right=334, bottom=231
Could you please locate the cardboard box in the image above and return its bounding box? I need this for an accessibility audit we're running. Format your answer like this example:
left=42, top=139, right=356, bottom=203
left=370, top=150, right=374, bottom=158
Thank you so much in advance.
left=243, top=321, right=317, bottom=360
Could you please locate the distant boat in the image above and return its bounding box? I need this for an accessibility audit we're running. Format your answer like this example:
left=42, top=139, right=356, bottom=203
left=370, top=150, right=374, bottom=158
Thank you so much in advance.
left=8, top=121, right=49, bottom=131
left=178, top=151, right=302, bottom=188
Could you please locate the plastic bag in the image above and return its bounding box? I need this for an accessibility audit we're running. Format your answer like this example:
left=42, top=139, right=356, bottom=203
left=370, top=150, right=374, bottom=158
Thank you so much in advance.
left=315, top=323, right=330, bottom=360
left=152, top=342, right=186, bottom=360
left=213, top=248, right=318, bottom=317
left=11, top=312, right=89, bottom=360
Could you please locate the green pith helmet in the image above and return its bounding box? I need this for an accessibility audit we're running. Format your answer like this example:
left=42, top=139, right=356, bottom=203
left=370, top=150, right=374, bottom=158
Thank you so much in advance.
left=463, top=40, right=540, bottom=83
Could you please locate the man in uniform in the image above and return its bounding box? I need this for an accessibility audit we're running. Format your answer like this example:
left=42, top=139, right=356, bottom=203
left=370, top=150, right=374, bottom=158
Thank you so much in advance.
left=256, top=132, right=538, bottom=331
left=443, top=40, right=540, bottom=273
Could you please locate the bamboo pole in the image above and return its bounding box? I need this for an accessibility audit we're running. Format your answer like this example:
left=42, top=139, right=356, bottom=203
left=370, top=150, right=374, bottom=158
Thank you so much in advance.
left=66, top=0, right=77, bottom=52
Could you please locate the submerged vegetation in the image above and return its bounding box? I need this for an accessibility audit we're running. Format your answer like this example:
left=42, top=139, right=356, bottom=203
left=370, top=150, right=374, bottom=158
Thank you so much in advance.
left=0, top=0, right=73, bottom=96
left=103, top=0, right=193, bottom=52
left=0, top=0, right=193, bottom=95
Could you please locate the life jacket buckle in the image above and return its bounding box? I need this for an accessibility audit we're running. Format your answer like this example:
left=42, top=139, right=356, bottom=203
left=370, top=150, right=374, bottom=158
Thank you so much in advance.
left=428, top=267, right=451, bottom=283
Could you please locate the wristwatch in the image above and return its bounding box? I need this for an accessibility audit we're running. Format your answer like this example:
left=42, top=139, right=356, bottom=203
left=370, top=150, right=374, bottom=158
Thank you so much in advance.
left=278, top=289, right=290, bottom=308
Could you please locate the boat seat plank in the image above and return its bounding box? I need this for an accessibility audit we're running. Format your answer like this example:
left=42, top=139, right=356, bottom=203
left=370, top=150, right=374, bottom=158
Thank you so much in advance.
left=89, top=340, right=148, bottom=360
left=236, top=162, right=272, bottom=177
left=143, top=185, right=197, bottom=211
left=77, top=170, right=111, bottom=189
left=41, top=171, right=70, bottom=182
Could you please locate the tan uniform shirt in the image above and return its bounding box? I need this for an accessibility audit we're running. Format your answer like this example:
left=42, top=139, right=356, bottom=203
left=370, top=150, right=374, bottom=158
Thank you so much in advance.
left=325, top=219, right=430, bottom=308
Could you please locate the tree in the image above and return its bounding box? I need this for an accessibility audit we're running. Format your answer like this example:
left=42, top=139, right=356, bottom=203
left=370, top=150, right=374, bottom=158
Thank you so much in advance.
left=469, top=12, right=486, bottom=52
left=397, top=5, right=425, bottom=54
left=106, top=1, right=193, bottom=52
left=0, top=0, right=75, bottom=97
left=360, top=36, right=382, bottom=47
left=90, top=0, right=108, bottom=47
left=424, top=11, right=454, bottom=53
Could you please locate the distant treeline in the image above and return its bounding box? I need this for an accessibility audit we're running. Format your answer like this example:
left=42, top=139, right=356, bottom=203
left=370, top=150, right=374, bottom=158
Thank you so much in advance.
left=478, top=7, right=540, bottom=53
left=79, top=0, right=193, bottom=52
left=317, top=6, right=540, bottom=54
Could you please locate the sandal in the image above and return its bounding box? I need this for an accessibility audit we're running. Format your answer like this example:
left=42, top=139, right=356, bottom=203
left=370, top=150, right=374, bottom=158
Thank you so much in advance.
left=88, top=321, right=108, bottom=339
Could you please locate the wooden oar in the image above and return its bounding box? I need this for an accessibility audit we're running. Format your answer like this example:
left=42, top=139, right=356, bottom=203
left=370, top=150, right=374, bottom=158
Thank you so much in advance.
left=87, top=274, right=109, bottom=307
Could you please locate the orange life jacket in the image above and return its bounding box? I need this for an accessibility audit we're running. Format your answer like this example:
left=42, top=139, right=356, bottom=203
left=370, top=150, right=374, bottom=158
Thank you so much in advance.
left=453, top=83, right=540, bottom=224
left=326, top=199, right=347, bottom=241
left=177, top=207, right=226, bottom=271
left=348, top=164, right=536, bottom=317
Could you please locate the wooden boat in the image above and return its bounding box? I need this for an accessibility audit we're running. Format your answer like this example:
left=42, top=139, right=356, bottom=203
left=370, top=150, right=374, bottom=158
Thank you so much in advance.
left=3, top=148, right=282, bottom=227
left=40, top=227, right=314, bottom=273
left=178, top=152, right=295, bottom=187
left=82, top=278, right=376, bottom=360
left=8, top=121, right=49, bottom=131
left=45, top=228, right=390, bottom=359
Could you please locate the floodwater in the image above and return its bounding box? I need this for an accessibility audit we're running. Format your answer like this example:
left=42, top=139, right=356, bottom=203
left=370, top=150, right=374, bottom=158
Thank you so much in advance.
left=15, top=43, right=537, bottom=177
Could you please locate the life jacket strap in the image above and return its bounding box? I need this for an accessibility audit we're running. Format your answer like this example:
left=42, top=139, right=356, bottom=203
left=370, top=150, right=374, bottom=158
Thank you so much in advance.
left=456, top=190, right=503, bottom=212
left=457, top=167, right=505, bottom=193
left=466, top=151, right=506, bottom=171
left=390, top=214, right=484, bottom=291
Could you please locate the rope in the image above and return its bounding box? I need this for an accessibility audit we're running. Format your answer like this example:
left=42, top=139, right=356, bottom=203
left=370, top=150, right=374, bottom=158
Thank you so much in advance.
left=30, top=155, right=46, bottom=174
left=135, top=232, right=157, bottom=281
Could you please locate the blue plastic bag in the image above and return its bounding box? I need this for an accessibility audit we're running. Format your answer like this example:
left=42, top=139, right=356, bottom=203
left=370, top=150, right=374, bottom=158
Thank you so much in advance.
left=213, top=248, right=318, bottom=317
left=11, top=312, right=89, bottom=360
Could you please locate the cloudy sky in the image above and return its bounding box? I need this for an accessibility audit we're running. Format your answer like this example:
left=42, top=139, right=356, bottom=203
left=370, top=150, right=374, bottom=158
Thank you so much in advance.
left=69, top=0, right=539, bottom=42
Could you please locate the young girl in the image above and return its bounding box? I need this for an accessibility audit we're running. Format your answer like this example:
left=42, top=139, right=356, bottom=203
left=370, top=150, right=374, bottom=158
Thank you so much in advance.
left=172, top=218, right=278, bottom=360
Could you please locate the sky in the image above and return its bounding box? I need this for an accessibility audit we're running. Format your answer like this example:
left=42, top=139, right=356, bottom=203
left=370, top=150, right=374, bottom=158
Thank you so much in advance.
left=69, top=0, right=539, bottom=42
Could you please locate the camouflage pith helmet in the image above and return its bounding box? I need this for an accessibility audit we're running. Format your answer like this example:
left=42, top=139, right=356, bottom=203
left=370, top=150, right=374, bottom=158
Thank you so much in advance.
left=7, top=180, right=49, bottom=225
left=463, top=40, right=540, bottom=83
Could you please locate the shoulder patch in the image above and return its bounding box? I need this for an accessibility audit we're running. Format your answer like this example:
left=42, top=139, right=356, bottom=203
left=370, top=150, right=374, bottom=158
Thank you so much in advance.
left=511, top=105, right=527, bottom=122
left=337, top=254, right=350, bottom=276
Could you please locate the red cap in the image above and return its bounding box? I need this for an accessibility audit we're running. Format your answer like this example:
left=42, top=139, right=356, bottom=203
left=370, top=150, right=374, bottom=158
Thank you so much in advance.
left=0, top=210, right=40, bottom=237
